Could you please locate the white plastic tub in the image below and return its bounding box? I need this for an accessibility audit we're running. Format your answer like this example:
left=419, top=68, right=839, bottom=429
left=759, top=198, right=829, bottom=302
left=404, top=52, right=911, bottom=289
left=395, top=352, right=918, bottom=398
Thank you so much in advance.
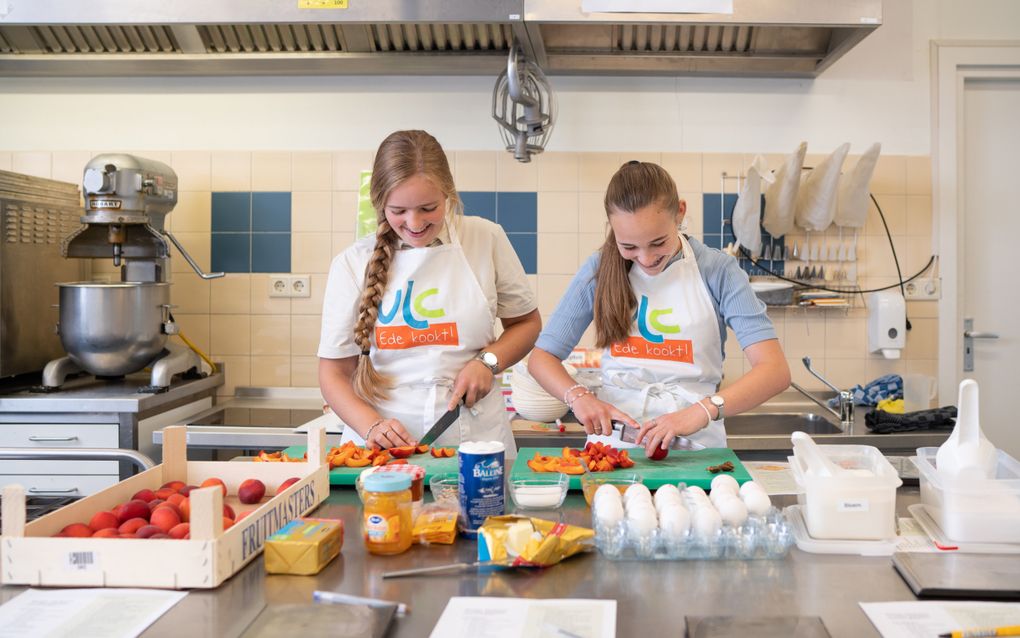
left=789, top=444, right=901, bottom=540
left=913, top=447, right=1020, bottom=543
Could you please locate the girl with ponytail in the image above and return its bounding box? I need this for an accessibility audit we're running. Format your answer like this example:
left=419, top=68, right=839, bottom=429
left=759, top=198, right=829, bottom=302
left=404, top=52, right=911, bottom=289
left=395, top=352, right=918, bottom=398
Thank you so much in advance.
left=529, top=161, right=789, bottom=455
left=318, top=131, right=541, bottom=452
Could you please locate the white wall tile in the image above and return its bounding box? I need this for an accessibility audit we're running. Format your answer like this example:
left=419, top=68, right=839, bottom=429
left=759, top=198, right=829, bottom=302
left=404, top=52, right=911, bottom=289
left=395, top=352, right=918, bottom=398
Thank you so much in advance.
left=535, top=152, right=579, bottom=192
left=216, top=356, right=252, bottom=396
left=252, top=315, right=291, bottom=355
left=291, top=315, right=322, bottom=356
left=332, top=191, right=359, bottom=235
left=291, top=152, right=332, bottom=191
left=538, top=233, right=579, bottom=275
left=292, top=191, right=332, bottom=232
left=211, top=314, right=252, bottom=355
left=331, top=151, right=373, bottom=191
left=250, top=274, right=291, bottom=315
left=173, top=191, right=211, bottom=232
left=51, top=151, right=92, bottom=184
left=13, top=152, right=51, bottom=178
left=251, top=355, right=291, bottom=387
left=291, top=356, right=319, bottom=387
left=496, top=151, right=538, bottom=191
left=210, top=274, right=251, bottom=314
left=210, top=152, right=251, bottom=191
left=454, top=151, right=497, bottom=191
left=171, top=151, right=211, bottom=191
left=578, top=191, right=607, bottom=234
left=537, top=192, right=579, bottom=233
left=172, top=272, right=211, bottom=314
left=291, top=274, right=327, bottom=315
left=252, top=152, right=292, bottom=191
left=291, top=232, right=333, bottom=274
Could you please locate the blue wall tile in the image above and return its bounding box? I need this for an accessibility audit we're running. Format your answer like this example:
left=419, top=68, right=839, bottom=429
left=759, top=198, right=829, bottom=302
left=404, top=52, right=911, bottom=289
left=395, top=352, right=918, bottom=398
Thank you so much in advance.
left=507, top=233, right=537, bottom=274
left=211, top=234, right=250, bottom=273
left=461, top=191, right=496, bottom=222
left=211, top=192, right=251, bottom=232
left=497, top=192, right=537, bottom=233
left=251, top=234, right=291, bottom=273
left=252, top=192, right=291, bottom=232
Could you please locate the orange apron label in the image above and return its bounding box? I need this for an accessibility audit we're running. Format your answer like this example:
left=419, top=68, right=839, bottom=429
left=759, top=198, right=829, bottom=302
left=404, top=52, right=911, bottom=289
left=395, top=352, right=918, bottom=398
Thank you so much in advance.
left=375, top=322, right=460, bottom=350
left=610, top=336, right=694, bottom=363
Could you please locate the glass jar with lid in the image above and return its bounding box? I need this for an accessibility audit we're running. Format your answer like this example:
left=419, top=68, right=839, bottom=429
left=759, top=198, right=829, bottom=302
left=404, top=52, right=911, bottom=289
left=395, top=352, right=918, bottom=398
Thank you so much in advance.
left=361, top=472, right=413, bottom=555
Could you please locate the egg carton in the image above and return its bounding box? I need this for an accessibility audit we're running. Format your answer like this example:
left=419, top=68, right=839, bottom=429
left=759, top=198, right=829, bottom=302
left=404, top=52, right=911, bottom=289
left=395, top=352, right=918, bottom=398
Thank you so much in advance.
left=593, top=508, right=794, bottom=560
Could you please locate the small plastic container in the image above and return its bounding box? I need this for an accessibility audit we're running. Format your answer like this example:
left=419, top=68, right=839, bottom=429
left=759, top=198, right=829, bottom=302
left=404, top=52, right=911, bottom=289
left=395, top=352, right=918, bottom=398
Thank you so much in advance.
left=789, top=443, right=901, bottom=540
left=913, top=446, right=1020, bottom=543
left=580, top=472, right=641, bottom=507
left=508, top=474, right=569, bottom=510
left=361, top=473, right=413, bottom=556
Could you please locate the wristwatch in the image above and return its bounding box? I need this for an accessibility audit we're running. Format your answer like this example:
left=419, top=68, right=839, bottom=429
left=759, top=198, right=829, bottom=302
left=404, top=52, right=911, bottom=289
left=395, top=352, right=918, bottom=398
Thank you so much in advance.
left=708, top=394, right=725, bottom=420
left=475, top=351, right=499, bottom=374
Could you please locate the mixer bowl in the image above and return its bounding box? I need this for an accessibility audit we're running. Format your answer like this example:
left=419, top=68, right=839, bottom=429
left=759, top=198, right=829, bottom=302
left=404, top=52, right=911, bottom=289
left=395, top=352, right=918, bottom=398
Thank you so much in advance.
left=57, top=282, right=170, bottom=376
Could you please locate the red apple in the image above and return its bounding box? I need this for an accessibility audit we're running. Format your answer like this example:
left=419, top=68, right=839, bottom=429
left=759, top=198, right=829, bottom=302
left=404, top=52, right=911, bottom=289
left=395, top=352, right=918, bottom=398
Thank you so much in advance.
left=647, top=445, right=669, bottom=461
left=275, top=477, right=301, bottom=496
left=237, top=479, right=266, bottom=504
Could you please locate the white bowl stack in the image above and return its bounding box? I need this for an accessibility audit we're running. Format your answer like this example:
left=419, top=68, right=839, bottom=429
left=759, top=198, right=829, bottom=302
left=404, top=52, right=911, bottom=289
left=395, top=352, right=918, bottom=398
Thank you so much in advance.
left=510, top=360, right=579, bottom=422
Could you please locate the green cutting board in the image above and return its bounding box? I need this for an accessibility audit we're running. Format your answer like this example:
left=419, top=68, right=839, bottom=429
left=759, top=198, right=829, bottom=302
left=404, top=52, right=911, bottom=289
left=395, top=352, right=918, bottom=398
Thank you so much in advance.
left=510, top=447, right=752, bottom=490
left=283, top=445, right=459, bottom=486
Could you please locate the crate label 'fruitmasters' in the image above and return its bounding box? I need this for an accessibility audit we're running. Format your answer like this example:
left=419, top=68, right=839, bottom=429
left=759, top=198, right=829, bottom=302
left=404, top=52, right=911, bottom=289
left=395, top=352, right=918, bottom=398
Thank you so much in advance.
left=241, top=483, right=317, bottom=561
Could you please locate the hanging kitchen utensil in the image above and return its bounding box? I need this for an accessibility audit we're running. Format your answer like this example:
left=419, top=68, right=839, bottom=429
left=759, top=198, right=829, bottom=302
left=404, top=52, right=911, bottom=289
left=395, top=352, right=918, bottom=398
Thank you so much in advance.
left=492, top=41, right=555, bottom=163
left=731, top=155, right=771, bottom=258
left=794, top=143, right=850, bottom=233
left=763, top=142, right=807, bottom=238
left=836, top=142, right=881, bottom=229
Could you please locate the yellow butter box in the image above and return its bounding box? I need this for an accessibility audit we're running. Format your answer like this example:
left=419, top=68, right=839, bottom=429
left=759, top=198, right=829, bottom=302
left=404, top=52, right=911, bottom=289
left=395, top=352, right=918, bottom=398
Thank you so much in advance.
left=264, top=518, right=344, bottom=575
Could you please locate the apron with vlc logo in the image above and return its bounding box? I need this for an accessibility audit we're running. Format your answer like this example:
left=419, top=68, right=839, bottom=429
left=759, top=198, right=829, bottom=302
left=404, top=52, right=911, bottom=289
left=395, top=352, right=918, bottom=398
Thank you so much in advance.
left=591, top=233, right=727, bottom=449
left=338, top=221, right=516, bottom=455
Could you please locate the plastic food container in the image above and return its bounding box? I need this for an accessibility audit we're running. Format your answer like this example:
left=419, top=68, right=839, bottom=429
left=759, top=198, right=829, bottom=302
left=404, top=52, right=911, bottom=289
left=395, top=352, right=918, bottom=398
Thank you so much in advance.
left=429, top=472, right=459, bottom=504
left=789, top=443, right=901, bottom=540
left=580, top=472, right=641, bottom=506
left=913, top=447, right=1020, bottom=543
left=508, top=473, right=569, bottom=510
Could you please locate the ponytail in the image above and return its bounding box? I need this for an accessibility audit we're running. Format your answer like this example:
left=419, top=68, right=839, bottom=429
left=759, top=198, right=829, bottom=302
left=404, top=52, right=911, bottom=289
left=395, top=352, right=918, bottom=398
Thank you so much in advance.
left=352, top=220, right=396, bottom=402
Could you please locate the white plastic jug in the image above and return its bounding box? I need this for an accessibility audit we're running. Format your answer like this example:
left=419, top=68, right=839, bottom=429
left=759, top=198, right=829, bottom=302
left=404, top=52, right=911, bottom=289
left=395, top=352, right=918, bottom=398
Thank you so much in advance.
left=791, top=431, right=842, bottom=477
left=935, top=379, right=997, bottom=481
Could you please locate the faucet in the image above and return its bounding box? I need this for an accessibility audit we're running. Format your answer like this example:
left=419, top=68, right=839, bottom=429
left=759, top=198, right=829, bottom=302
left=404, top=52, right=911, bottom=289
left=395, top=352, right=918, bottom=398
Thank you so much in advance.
left=789, top=356, right=854, bottom=432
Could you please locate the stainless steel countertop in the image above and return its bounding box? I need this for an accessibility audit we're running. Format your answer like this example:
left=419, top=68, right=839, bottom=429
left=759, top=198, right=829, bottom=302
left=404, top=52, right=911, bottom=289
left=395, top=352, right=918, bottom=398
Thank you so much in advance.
left=0, top=489, right=925, bottom=637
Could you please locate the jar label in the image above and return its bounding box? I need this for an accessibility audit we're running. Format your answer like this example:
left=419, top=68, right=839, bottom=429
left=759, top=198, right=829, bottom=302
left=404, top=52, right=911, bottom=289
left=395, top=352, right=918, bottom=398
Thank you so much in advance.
left=364, top=513, right=400, bottom=544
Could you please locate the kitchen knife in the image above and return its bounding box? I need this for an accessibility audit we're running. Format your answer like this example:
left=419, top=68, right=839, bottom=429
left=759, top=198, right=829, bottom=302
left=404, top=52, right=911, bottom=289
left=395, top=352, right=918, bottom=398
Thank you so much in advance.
left=613, top=421, right=706, bottom=451
left=418, top=405, right=461, bottom=446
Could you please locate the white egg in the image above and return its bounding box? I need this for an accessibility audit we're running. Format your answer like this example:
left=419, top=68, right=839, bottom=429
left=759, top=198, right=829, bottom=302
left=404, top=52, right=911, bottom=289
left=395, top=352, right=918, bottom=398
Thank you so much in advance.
left=710, top=474, right=740, bottom=495
left=742, top=490, right=772, bottom=516
left=715, top=495, right=749, bottom=527
left=593, top=484, right=623, bottom=508
left=655, top=493, right=683, bottom=514
left=653, top=484, right=682, bottom=506
left=626, top=506, right=658, bottom=537
left=692, top=507, right=722, bottom=540
left=623, top=483, right=652, bottom=505
left=739, top=480, right=766, bottom=498
left=685, top=486, right=708, bottom=499
left=657, top=504, right=691, bottom=538
left=594, top=498, right=624, bottom=528
left=626, top=501, right=657, bottom=520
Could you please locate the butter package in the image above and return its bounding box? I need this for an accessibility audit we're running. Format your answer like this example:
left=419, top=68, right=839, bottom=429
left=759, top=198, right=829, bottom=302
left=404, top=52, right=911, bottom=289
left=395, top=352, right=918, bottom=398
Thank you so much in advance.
left=264, top=518, right=344, bottom=575
left=477, top=515, right=594, bottom=567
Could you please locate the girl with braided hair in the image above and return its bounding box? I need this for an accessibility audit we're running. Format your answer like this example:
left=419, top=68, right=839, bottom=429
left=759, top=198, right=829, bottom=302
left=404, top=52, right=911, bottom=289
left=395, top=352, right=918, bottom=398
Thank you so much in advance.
left=318, top=131, right=540, bottom=453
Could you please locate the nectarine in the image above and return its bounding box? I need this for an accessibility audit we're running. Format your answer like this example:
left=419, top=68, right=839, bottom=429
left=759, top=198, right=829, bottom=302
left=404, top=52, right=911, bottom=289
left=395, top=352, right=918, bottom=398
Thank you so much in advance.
left=276, top=477, right=300, bottom=496
left=118, top=518, right=148, bottom=534
left=223, top=504, right=236, bottom=519
left=200, top=477, right=227, bottom=497
left=60, top=523, right=93, bottom=537
left=168, top=523, right=190, bottom=539
left=161, top=480, right=186, bottom=492
left=135, top=525, right=164, bottom=538
left=88, top=510, right=119, bottom=532
left=150, top=507, right=182, bottom=532
left=92, top=528, right=120, bottom=538
left=237, top=479, right=265, bottom=504
left=131, top=489, right=157, bottom=503
left=115, top=500, right=150, bottom=524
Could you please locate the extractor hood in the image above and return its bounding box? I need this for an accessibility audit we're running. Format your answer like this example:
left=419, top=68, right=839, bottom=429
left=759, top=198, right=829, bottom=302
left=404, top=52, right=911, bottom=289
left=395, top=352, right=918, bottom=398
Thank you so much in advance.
left=0, top=0, right=881, bottom=78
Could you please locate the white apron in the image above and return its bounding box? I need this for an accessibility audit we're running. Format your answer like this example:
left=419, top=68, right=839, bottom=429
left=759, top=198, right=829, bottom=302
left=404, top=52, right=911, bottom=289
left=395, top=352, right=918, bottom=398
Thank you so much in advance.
left=339, top=222, right=516, bottom=456
left=590, top=234, right=727, bottom=449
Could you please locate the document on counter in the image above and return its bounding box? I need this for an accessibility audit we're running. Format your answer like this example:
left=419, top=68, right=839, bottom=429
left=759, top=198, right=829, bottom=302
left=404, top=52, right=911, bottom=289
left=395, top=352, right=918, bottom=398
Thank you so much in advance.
left=742, top=461, right=799, bottom=495
left=860, top=601, right=1020, bottom=638
left=0, top=588, right=187, bottom=638
left=429, top=597, right=616, bottom=638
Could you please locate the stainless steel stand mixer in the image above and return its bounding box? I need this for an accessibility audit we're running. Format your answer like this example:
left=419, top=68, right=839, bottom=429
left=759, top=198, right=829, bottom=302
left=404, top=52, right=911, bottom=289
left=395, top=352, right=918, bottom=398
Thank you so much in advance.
left=39, top=154, right=224, bottom=392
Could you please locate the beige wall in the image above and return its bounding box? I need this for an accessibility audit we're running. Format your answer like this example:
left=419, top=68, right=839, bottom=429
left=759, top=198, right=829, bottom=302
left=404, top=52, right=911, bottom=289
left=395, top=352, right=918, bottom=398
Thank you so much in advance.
left=0, top=150, right=936, bottom=398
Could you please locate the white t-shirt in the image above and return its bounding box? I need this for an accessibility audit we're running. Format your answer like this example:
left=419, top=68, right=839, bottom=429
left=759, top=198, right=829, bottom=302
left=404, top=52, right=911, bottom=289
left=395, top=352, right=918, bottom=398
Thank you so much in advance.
left=318, top=215, right=537, bottom=359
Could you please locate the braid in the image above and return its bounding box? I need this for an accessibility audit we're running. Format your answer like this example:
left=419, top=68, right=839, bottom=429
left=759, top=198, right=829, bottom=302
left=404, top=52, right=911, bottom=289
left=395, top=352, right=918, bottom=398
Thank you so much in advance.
left=353, top=220, right=395, bottom=402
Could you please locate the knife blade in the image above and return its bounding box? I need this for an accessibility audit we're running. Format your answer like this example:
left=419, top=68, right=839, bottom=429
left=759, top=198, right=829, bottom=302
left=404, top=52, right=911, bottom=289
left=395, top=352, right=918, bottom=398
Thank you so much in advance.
left=612, top=421, right=706, bottom=451
left=418, top=405, right=461, bottom=446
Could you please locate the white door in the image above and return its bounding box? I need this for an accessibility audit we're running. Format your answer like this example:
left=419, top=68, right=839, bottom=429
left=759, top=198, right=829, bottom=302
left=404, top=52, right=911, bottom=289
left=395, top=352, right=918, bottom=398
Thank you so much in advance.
left=959, top=78, right=1020, bottom=457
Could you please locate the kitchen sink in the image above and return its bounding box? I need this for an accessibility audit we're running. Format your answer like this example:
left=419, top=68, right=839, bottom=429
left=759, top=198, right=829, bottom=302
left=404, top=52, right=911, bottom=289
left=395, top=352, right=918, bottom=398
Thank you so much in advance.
left=724, top=412, right=842, bottom=436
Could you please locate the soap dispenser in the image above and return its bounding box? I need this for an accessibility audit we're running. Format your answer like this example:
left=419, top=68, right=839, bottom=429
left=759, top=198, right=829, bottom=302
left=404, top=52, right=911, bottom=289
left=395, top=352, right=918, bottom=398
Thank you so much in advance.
left=867, top=290, right=906, bottom=359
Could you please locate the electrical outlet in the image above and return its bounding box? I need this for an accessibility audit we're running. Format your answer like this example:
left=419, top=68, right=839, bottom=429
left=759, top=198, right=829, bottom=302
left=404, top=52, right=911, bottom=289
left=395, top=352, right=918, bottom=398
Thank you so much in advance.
left=903, top=279, right=940, bottom=300
left=267, top=274, right=312, bottom=298
left=291, top=275, right=311, bottom=298
left=268, top=275, right=290, bottom=298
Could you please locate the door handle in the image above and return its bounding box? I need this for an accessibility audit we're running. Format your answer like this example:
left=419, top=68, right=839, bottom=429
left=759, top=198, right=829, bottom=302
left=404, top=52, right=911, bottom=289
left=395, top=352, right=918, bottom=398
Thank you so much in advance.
left=28, top=487, right=79, bottom=494
left=27, top=435, right=79, bottom=442
left=963, top=318, right=999, bottom=372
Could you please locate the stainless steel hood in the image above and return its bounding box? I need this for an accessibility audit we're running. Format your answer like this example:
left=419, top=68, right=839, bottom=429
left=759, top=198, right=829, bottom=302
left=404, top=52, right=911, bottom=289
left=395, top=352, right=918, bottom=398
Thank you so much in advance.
left=0, top=0, right=881, bottom=78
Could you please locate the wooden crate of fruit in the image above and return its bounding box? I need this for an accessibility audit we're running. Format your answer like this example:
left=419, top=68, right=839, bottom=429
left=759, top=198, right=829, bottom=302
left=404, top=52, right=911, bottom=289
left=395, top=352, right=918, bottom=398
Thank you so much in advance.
left=0, top=425, right=329, bottom=589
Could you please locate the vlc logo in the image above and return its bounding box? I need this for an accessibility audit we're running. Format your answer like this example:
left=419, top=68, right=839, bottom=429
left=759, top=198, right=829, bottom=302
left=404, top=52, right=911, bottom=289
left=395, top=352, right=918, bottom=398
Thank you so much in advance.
left=611, top=295, right=694, bottom=363
left=374, top=279, right=459, bottom=350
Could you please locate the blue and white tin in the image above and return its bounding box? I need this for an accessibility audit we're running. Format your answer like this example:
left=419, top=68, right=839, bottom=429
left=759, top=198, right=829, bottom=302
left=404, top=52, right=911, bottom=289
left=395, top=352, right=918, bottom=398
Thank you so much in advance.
left=457, top=440, right=505, bottom=536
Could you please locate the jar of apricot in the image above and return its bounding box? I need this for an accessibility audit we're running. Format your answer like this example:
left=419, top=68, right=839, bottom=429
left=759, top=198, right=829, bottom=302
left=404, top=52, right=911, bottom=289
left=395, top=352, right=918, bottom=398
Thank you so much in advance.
left=361, top=473, right=413, bottom=555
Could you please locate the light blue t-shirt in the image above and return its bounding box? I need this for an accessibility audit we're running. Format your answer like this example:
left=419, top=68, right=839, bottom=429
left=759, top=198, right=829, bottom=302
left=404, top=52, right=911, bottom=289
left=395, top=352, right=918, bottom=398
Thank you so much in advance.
left=535, top=236, right=777, bottom=360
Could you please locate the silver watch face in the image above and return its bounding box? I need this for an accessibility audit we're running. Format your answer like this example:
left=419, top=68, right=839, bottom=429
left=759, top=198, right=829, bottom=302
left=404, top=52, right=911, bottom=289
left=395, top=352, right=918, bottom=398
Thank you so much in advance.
left=710, top=395, right=724, bottom=407
left=481, top=352, right=498, bottom=367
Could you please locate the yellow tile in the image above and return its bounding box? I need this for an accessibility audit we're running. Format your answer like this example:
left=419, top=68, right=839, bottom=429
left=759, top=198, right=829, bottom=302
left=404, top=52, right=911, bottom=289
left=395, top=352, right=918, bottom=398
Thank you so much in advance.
left=332, top=232, right=356, bottom=255
left=906, top=300, right=939, bottom=319
left=216, top=355, right=252, bottom=397
left=904, top=317, right=938, bottom=359
left=535, top=152, right=579, bottom=192
left=252, top=315, right=291, bottom=355
left=211, top=314, right=252, bottom=355
left=0, top=152, right=11, bottom=171
left=332, top=191, right=359, bottom=235
left=171, top=233, right=210, bottom=274
left=291, top=151, right=332, bottom=191
left=211, top=274, right=252, bottom=314
left=291, top=315, right=322, bottom=356
left=904, top=235, right=936, bottom=277
left=864, top=194, right=906, bottom=237
left=171, top=151, right=211, bottom=191
left=866, top=355, right=904, bottom=381
left=251, top=355, right=291, bottom=387
left=496, top=151, right=538, bottom=192
left=538, top=233, right=579, bottom=275
left=172, top=314, right=210, bottom=353
left=292, top=273, right=328, bottom=315
left=13, top=152, right=51, bottom=178
left=824, top=317, right=867, bottom=359
left=250, top=274, right=292, bottom=315
left=537, top=274, right=573, bottom=317
left=906, top=195, right=932, bottom=238
left=825, top=358, right=868, bottom=390
left=661, top=153, right=702, bottom=193
left=171, top=272, right=211, bottom=314
left=173, top=191, right=211, bottom=232
left=579, top=191, right=608, bottom=234
left=211, top=152, right=251, bottom=191
left=578, top=232, right=606, bottom=267
left=780, top=313, right=826, bottom=359
left=292, top=191, right=332, bottom=233
left=578, top=152, right=618, bottom=192
left=291, top=232, right=333, bottom=274
left=291, top=356, right=319, bottom=387
left=252, top=152, right=292, bottom=191
left=680, top=191, right=703, bottom=239
left=537, top=192, right=579, bottom=233
left=859, top=236, right=894, bottom=283
left=51, top=151, right=92, bottom=184
left=905, top=156, right=931, bottom=196
left=331, top=151, right=373, bottom=191
left=869, top=155, right=906, bottom=196
left=454, top=151, right=497, bottom=191
left=701, top=153, right=743, bottom=193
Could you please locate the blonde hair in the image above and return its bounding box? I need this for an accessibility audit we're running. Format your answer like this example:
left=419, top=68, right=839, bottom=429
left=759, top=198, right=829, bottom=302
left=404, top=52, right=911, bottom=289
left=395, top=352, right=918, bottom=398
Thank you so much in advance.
left=593, top=161, right=681, bottom=348
left=352, top=130, right=461, bottom=402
